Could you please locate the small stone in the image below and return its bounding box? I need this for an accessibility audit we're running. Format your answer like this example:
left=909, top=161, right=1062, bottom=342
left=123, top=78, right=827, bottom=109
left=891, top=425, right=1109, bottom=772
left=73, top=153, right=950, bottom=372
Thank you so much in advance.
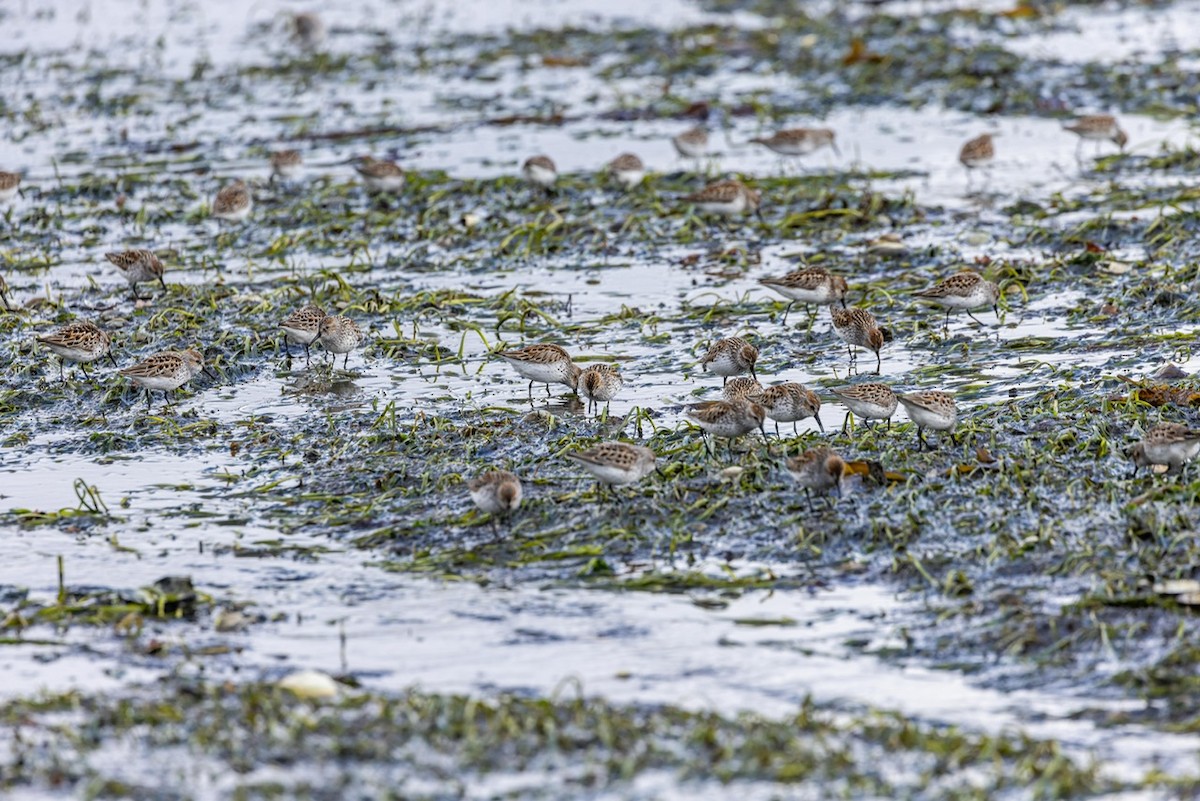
left=1153, top=579, right=1200, bottom=596
left=719, top=466, right=745, bottom=481
left=1151, top=363, right=1188, bottom=380
left=278, top=669, right=339, bottom=699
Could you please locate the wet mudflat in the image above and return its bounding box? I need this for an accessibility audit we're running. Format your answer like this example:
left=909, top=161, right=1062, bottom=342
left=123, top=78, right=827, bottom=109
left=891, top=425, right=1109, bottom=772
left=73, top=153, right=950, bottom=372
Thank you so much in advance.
left=4, top=0, right=1200, bottom=797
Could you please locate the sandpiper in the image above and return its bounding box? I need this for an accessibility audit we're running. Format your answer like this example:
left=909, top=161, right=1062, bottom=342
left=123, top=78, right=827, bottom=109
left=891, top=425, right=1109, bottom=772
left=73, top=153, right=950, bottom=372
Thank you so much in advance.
left=270, top=150, right=303, bottom=181
left=0, top=171, right=20, bottom=203
left=959, top=132, right=995, bottom=188
left=36, top=320, right=117, bottom=381
left=896, top=390, right=958, bottom=450
left=685, top=398, right=767, bottom=456
left=578, top=363, right=623, bottom=415
left=750, top=127, right=838, bottom=159
left=356, top=156, right=405, bottom=193
left=913, top=270, right=1000, bottom=326
left=468, top=470, right=523, bottom=531
left=105, top=249, right=166, bottom=301
left=681, top=179, right=761, bottom=219
left=758, top=266, right=848, bottom=324
left=959, top=133, right=995, bottom=171
left=672, top=126, right=709, bottom=160
left=317, top=314, right=365, bottom=369
left=830, top=307, right=889, bottom=374
left=497, top=343, right=580, bottom=400
left=279, top=304, right=326, bottom=365
left=1128, top=423, right=1200, bottom=477
left=722, top=376, right=763, bottom=402
left=607, top=153, right=645, bottom=189
left=522, top=155, right=558, bottom=190
left=1064, top=114, right=1127, bottom=159
left=753, top=382, right=823, bottom=436
left=786, top=446, right=847, bottom=510
left=830, top=382, right=897, bottom=433
left=212, top=180, right=252, bottom=222
left=290, top=11, right=325, bottom=48
left=120, top=348, right=208, bottom=409
left=565, top=442, right=659, bottom=499
left=699, top=336, right=758, bottom=385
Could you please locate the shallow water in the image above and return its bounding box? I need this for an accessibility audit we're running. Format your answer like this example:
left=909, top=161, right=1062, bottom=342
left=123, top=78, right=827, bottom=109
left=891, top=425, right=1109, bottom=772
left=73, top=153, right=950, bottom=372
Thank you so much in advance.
left=4, top=0, right=1200, bottom=795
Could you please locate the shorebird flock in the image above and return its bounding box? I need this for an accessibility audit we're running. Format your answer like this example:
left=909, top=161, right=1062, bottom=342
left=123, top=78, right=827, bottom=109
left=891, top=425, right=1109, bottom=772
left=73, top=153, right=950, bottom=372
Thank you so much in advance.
left=0, top=10, right=1174, bottom=528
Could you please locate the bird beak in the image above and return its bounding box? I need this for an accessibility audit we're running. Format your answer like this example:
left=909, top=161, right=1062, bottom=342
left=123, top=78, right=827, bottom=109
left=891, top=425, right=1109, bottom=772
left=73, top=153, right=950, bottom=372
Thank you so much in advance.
left=159, top=276, right=167, bottom=290
left=106, top=352, right=118, bottom=367
left=203, top=367, right=218, bottom=380
left=655, top=465, right=666, bottom=478
left=754, top=207, right=765, bottom=222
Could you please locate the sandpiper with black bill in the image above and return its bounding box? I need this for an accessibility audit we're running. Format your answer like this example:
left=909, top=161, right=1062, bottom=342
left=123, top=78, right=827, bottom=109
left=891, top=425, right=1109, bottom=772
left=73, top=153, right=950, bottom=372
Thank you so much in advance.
left=497, top=343, right=580, bottom=400
left=758, top=266, right=848, bottom=325
left=896, top=390, right=958, bottom=451
left=36, top=320, right=117, bottom=382
left=830, top=382, right=897, bottom=434
left=913, top=270, right=1000, bottom=326
left=105, top=249, right=166, bottom=301
left=786, top=446, right=847, bottom=510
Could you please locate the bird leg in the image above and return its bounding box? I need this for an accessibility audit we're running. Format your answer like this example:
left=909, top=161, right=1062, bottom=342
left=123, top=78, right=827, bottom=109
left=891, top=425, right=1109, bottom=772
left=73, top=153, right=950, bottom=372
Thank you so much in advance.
left=781, top=301, right=795, bottom=325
